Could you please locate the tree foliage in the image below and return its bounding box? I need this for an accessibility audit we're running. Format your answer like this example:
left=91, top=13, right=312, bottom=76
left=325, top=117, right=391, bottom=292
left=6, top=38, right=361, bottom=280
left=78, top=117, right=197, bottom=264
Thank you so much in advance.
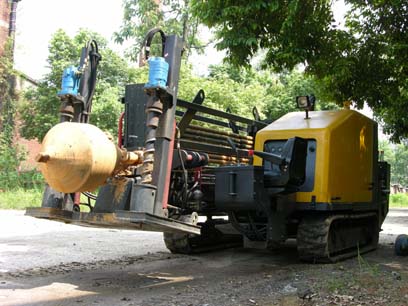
left=206, top=65, right=337, bottom=120
left=132, top=61, right=335, bottom=122
left=191, top=0, right=408, bottom=141
left=20, top=24, right=338, bottom=143
left=0, top=39, right=26, bottom=189
left=393, top=145, right=408, bottom=187
left=114, top=0, right=202, bottom=61
left=0, top=40, right=16, bottom=127
left=20, top=29, right=136, bottom=141
left=191, top=1, right=336, bottom=70
left=379, top=140, right=408, bottom=186
left=261, top=70, right=338, bottom=120
left=114, top=0, right=336, bottom=121
left=344, top=2, right=408, bottom=142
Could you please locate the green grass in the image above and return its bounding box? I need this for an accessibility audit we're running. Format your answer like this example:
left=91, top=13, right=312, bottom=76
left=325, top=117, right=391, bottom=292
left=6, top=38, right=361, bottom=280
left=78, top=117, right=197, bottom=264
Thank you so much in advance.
left=0, top=188, right=43, bottom=210
left=389, top=193, right=408, bottom=208
left=1, top=188, right=407, bottom=210
left=0, top=188, right=94, bottom=211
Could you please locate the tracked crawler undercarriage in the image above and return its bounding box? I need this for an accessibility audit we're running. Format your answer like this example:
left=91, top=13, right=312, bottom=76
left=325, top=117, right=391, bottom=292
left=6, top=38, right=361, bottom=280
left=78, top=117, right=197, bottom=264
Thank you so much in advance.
left=297, top=213, right=379, bottom=262
left=161, top=212, right=381, bottom=263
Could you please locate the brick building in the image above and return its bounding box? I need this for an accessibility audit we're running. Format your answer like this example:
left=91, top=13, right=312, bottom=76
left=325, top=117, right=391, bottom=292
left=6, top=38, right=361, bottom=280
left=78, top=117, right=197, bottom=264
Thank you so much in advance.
left=1, top=0, right=41, bottom=170
left=0, top=0, right=20, bottom=56
left=0, top=0, right=11, bottom=55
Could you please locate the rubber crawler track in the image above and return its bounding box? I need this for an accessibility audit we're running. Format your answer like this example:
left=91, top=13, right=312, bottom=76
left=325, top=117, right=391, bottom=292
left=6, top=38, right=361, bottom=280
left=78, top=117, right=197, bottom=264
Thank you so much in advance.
left=164, top=231, right=195, bottom=254
left=297, top=212, right=379, bottom=263
left=164, top=216, right=243, bottom=254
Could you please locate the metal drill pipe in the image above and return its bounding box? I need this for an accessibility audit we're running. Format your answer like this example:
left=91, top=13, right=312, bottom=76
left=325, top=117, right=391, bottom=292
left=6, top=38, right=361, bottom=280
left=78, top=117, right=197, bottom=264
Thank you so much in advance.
left=184, top=128, right=253, bottom=146
left=207, top=158, right=250, bottom=165
left=184, top=127, right=253, bottom=145
left=208, top=159, right=250, bottom=165
left=186, top=125, right=254, bottom=142
left=208, top=154, right=249, bottom=164
left=183, top=133, right=253, bottom=150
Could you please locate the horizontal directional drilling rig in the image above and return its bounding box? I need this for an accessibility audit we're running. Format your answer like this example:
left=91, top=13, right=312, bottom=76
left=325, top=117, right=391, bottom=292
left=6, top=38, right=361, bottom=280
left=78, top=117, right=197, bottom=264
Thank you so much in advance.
left=27, top=30, right=390, bottom=262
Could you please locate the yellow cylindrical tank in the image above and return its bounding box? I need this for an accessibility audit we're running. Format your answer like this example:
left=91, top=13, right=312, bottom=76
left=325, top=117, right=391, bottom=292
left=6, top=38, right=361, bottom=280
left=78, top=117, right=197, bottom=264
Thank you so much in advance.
left=36, top=122, right=121, bottom=193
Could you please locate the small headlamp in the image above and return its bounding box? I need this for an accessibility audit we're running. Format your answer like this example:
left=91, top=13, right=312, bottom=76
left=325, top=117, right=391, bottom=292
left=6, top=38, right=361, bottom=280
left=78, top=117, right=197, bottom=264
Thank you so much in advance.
left=296, top=96, right=311, bottom=109
left=296, top=94, right=316, bottom=119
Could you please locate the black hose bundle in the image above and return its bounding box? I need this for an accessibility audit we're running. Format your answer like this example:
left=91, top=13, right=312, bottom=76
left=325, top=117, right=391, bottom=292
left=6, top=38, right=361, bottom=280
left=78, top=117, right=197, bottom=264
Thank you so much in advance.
left=78, top=40, right=101, bottom=123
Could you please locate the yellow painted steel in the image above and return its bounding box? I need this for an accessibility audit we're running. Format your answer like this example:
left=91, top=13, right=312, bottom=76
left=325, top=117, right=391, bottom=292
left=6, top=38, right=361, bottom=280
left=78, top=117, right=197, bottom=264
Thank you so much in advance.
left=254, top=109, right=375, bottom=204
left=37, top=122, right=122, bottom=193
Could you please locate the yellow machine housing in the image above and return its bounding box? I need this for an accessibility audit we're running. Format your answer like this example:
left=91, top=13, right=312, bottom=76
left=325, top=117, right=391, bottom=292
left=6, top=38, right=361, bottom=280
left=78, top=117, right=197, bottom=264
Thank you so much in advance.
left=254, top=109, right=376, bottom=206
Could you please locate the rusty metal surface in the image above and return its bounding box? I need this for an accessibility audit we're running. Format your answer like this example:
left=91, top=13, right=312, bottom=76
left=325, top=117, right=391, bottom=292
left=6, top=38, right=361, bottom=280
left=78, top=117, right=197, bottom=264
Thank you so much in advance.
left=25, top=208, right=201, bottom=235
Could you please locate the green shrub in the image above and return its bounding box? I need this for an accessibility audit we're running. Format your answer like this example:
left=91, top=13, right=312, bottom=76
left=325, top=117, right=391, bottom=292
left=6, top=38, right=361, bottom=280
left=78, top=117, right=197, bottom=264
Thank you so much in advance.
left=17, top=170, right=45, bottom=189
left=390, top=193, right=408, bottom=208
left=0, top=187, right=43, bottom=209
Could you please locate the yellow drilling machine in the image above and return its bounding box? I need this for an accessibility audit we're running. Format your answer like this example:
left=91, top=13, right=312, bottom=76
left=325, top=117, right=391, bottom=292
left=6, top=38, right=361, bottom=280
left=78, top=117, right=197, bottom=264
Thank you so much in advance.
left=27, top=30, right=390, bottom=262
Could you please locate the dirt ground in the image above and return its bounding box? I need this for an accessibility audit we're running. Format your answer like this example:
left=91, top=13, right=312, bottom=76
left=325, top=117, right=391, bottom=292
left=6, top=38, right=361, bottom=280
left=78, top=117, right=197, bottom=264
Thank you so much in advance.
left=0, top=209, right=408, bottom=306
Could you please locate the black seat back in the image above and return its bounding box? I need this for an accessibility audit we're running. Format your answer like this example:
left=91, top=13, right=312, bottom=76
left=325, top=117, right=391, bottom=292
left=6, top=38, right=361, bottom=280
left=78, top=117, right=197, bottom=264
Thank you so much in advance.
left=264, top=137, right=308, bottom=192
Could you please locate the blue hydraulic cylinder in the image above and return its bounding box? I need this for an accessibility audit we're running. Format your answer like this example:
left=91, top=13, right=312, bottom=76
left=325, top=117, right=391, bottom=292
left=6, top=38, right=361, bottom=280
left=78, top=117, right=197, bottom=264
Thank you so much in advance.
left=145, top=57, right=169, bottom=89
left=58, top=66, right=80, bottom=96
